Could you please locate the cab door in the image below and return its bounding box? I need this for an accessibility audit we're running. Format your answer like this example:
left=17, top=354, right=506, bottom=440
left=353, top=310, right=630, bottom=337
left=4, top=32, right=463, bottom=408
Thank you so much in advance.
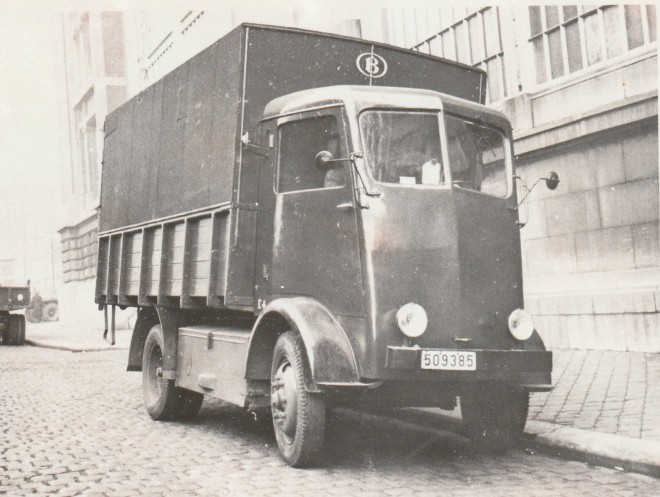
left=255, top=109, right=364, bottom=317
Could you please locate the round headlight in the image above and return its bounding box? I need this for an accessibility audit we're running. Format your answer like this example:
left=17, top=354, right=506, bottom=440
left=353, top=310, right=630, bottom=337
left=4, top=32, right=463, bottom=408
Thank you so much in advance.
left=396, top=303, right=428, bottom=338
left=508, top=309, right=534, bottom=341
left=16, top=293, right=24, bottom=302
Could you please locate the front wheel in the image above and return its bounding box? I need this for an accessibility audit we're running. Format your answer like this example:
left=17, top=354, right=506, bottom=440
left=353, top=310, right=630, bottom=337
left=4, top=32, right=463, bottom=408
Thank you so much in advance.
left=142, top=325, right=204, bottom=421
left=460, top=383, right=529, bottom=452
left=271, top=331, right=325, bottom=467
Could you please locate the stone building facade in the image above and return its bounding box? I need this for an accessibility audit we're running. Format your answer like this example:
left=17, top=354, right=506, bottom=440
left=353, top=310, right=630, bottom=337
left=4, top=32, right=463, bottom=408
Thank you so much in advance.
left=407, top=6, right=658, bottom=351
left=57, top=12, right=137, bottom=326
left=56, top=6, right=658, bottom=349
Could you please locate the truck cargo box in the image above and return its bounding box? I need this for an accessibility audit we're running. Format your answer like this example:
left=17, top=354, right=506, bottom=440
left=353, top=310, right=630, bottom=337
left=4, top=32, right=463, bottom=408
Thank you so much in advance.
left=100, top=24, right=485, bottom=232
left=96, top=24, right=486, bottom=311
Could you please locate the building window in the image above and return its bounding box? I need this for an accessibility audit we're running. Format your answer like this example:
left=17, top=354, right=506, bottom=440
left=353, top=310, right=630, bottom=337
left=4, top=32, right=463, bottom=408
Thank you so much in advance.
left=412, top=7, right=507, bottom=103
left=73, top=13, right=92, bottom=84
left=74, top=92, right=98, bottom=196
left=102, top=12, right=126, bottom=77
left=529, top=4, right=657, bottom=85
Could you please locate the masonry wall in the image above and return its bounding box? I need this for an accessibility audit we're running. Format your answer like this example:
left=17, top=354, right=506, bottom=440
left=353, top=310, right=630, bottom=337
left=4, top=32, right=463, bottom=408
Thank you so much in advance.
left=520, top=126, right=659, bottom=352
left=506, top=50, right=659, bottom=352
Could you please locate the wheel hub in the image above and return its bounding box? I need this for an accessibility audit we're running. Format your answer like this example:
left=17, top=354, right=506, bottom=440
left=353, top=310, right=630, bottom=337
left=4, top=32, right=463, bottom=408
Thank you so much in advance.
left=271, top=360, right=298, bottom=440
left=146, top=345, right=164, bottom=402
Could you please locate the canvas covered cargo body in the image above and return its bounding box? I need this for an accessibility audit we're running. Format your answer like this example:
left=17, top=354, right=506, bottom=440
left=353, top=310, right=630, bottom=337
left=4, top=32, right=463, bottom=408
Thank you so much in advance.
left=95, top=24, right=486, bottom=309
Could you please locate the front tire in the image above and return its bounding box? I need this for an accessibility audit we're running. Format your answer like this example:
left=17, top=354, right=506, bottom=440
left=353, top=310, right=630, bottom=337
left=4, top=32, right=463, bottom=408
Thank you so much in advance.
left=271, top=331, right=325, bottom=467
left=142, top=325, right=203, bottom=421
left=461, top=383, right=529, bottom=452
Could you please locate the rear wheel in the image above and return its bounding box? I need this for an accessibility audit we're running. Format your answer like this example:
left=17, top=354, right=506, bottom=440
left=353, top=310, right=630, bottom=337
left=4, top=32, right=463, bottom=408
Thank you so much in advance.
left=461, top=383, right=529, bottom=452
left=142, top=325, right=203, bottom=421
left=271, top=331, right=325, bottom=467
left=42, top=302, right=59, bottom=322
left=174, top=389, right=204, bottom=421
left=3, top=315, right=26, bottom=346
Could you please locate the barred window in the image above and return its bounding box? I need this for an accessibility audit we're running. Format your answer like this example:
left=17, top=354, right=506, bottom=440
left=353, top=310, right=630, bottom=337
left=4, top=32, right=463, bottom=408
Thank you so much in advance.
left=529, top=4, right=657, bottom=85
left=413, top=7, right=506, bottom=103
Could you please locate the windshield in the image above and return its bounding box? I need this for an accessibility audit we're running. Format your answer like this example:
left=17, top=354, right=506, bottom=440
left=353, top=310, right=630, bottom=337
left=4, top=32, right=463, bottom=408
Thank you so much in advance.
left=445, top=115, right=509, bottom=198
left=359, top=110, right=447, bottom=186
left=359, top=110, right=510, bottom=198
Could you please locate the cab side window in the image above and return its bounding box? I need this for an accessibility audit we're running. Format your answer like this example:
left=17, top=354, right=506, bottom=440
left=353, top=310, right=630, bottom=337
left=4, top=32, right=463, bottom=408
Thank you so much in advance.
left=277, top=115, right=345, bottom=193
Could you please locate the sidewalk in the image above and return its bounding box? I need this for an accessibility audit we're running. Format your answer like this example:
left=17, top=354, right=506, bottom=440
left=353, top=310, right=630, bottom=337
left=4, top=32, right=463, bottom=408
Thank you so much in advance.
left=530, top=349, right=660, bottom=442
left=25, top=320, right=132, bottom=351
left=21, top=320, right=660, bottom=476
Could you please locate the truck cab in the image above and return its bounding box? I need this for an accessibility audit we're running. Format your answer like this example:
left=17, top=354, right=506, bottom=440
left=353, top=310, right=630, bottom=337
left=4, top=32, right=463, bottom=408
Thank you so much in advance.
left=245, top=85, right=552, bottom=463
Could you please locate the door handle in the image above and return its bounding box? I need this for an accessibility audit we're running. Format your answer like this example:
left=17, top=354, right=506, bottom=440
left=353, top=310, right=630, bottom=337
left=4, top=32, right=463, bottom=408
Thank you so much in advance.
left=336, top=202, right=354, bottom=210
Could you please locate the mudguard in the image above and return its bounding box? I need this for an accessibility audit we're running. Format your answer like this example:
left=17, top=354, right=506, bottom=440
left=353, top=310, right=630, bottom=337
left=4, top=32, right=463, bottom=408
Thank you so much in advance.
left=127, top=306, right=159, bottom=371
left=245, top=297, right=360, bottom=386
left=126, top=306, right=177, bottom=377
left=523, top=330, right=547, bottom=351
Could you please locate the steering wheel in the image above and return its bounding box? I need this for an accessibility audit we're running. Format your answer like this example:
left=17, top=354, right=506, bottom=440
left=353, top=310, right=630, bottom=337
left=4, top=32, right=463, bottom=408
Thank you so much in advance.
left=452, top=180, right=479, bottom=190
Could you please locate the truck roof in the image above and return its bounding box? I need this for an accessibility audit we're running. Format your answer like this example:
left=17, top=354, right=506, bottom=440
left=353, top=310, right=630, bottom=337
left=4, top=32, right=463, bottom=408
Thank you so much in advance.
left=263, top=85, right=511, bottom=130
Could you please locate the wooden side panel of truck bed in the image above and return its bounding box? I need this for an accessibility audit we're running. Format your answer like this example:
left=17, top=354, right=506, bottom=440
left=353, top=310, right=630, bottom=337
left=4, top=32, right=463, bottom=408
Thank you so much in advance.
left=96, top=209, right=231, bottom=309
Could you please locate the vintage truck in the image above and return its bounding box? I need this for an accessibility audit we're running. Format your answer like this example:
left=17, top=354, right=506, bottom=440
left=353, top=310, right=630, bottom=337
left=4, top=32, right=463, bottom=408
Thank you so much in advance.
left=0, top=283, right=29, bottom=345
left=95, top=24, right=557, bottom=467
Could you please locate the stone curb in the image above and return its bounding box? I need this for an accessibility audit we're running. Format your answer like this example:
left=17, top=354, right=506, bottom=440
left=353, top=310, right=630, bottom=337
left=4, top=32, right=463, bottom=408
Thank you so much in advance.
left=379, top=408, right=660, bottom=478
left=526, top=420, right=660, bottom=479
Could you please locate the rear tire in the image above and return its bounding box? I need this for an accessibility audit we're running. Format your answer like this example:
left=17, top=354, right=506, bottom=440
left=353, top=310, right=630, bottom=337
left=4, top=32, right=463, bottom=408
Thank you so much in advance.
left=461, top=383, right=529, bottom=452
left=3, top=315, right=26, bottom=346
left=173, top=389, right=204, bottom=421
left=271, top=331, right=325, bottom=467
left=143, top=325, right=180, bottom=420
left=142, top=325, right=203, bottom=421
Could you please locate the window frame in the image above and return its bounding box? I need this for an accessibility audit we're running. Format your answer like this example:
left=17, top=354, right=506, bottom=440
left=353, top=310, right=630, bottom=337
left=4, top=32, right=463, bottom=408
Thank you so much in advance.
left=275, top=108, right=351, bottom=195
left=412, top=7, right=506, bottom=103
left=357, top=107, right=514, bottom=199
left=358, top=108, right=451, bottom=190
left=529, top=4, right=657, bottom=86
left=443, top=112, right=514, bottom=200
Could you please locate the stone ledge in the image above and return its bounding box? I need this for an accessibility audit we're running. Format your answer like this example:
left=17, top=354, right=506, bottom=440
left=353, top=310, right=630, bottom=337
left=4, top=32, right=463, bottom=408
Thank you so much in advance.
left=536, top=312, right=660, bottom=352
left=513, top=91, right=657, bottom=157
left=527, top=290, right=659, bottom=316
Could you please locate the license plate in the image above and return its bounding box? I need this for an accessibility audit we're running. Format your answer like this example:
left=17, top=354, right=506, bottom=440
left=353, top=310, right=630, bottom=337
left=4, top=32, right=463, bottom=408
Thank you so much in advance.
left=421, top=350, right=477, bottom=371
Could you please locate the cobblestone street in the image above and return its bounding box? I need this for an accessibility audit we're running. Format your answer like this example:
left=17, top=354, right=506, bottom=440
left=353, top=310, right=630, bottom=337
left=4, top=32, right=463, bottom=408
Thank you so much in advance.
left=1, top=346, right=658, bottom=496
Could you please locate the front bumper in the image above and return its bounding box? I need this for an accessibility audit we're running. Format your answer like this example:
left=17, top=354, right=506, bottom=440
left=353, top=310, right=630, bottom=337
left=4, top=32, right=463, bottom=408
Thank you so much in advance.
left=386, top=346, right=553, bottom=391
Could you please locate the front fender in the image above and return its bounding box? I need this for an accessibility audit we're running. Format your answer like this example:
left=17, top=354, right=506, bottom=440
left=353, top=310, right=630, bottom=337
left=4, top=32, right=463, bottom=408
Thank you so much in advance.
left=245, top=297, right=360, bottom=385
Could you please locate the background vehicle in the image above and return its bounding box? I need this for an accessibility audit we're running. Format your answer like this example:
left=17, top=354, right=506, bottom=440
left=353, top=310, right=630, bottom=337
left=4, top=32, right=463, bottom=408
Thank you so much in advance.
left=25, top=293, right=59, bottom=323
left=0, top=283, right=29, bottom=345
left=96, top=24, right=556, bottom=467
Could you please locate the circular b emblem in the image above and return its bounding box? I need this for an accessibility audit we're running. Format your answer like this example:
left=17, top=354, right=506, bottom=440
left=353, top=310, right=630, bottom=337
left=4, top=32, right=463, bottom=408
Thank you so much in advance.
left=356, top=52, right=388, bottom=78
